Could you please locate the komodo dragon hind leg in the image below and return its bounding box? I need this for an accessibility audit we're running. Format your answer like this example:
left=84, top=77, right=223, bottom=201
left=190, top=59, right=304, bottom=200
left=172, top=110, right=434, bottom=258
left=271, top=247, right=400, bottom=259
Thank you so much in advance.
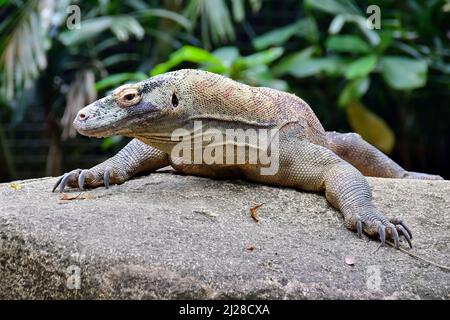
left=326, top=131, right=443, bottom=180
left=250, top=137, right=412, bottom=248
left=52, top=138, right=169, bottom=192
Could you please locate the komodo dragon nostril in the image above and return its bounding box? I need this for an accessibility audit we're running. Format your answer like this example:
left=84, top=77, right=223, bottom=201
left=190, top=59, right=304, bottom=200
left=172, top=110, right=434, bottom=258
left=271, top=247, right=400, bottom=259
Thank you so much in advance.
left=78, top=111, right=89, bottom=121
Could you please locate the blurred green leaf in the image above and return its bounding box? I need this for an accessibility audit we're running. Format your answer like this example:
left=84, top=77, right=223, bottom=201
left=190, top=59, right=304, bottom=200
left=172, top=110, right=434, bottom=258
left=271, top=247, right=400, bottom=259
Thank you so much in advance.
left=95, top=72, right=148, bottom=91
left=236, top=47, right=284, bottom=69
left=231, top=0, right=245, bottom=22
left=345, top=54, right=377, bottom=79
left=59, top=16, right=144, bottom=46
left=151, top=46, right=224, bottom=76
left=301, top=16, right=320, bottom=43
left=253, top=23, right=300, bottom=50
left=0, top=0, right=70, bottom=100
left=381, top=56, right=427, bottom=90
left=102, top=53, right=140, bottom=67
left=212, top=46, right=240, bottom=69
left=347, top=101, right=395, bottom=154
left=274, top=49, right=345, bottom=78
left=136, top=9, right=192, bottom=30
left=323, top=13, right=380, bottom=46
left=272, top=47, right=317, bottom=75
left=184, top=0, right=238, bottom=47
left=392, top=41, right=422, bottom=59
left=101, top=136, right=124, bottom=151
left=350, top=15, right=380, bottom=46
left=325, top=35, right=370, bottom=53
left=241, top=65, right=288, bottom=90
left=378, top=31, right=394, bottom=53
left=305, top=0, right=361, bottom=15
left=252, top=17, right=318, bottom=50
left=338, top=76, right=369, bottom=107
left=294, top=57, right=344, bottom=78
left=328, top=14, right=346, bottom=34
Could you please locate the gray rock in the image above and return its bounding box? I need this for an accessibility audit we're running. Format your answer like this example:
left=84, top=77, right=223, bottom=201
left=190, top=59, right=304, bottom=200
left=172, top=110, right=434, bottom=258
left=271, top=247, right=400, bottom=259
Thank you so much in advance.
left=0, top=171, right=449, bottom=299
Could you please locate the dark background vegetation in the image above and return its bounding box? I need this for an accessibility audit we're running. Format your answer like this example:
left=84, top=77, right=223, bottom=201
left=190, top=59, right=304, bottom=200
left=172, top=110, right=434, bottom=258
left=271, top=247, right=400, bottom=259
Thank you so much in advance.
left=0, top=0, right=449, bottom=182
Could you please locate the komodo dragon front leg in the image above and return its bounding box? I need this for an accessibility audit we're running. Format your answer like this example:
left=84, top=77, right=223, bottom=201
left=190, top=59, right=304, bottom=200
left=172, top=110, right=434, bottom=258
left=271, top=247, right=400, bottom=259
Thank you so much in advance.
left=53, top=138, right=169, bottom=192
left=245, top=136, right=412, bottom=248
left=327, top=131, right=442, bottom=180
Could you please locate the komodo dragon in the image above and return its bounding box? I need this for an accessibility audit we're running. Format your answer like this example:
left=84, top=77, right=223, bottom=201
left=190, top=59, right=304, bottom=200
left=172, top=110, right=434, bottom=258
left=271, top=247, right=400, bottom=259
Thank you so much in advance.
left=53, top=69, right=443, bottom=248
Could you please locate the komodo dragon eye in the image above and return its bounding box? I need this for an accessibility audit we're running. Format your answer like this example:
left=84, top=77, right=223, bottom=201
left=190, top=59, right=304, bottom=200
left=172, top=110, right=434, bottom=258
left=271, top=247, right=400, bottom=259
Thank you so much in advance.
left=117, top=88, right=141, bottom=107
left=171, top=92, right=179, bottom=108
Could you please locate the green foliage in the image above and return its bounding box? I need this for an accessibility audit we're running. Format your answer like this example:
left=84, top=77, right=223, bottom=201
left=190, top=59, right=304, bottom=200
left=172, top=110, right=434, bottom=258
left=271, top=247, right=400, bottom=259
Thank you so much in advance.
left=152, top=45, right=287, bottom=90
left=325, top=35, right=370, bottom=53
left=59, top=16, right=145, bottom=46
left=380, top=56, right=428, bottom=90
left=95, top=72, right=148, bottom=92
left=0, top=0, right=70, bottom=100
left=252, top=17, right=318, bottom=50
left=304, top=0, right=361, bottom=15
left=101, top=135, right=124, bottom=151
left=345, top=54, right=376, bottom=79
left=260, top=0, right=449, bottom=152
left=184, top=0, right=262, bottom=48
left=338, top=77, right=370, bottom=108
left=151, top=46, right=224, bottom=76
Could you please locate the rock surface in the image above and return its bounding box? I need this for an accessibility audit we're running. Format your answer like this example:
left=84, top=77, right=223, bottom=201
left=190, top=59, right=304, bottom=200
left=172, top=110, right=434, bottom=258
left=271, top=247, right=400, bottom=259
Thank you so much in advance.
left=0, top=171, right=449, bottom=299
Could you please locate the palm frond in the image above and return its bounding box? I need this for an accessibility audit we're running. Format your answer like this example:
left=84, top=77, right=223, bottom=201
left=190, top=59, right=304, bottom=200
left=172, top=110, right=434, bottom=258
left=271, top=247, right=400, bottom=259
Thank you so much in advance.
left=185, top=0, right=262, bottom=48
left=58, top=15, right=145, bottom=46
left=0, top=0, right=69, bottom=101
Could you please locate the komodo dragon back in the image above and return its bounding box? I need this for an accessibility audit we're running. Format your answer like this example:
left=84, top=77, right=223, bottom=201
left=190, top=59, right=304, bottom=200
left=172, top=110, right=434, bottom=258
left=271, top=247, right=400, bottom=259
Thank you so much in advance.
left=182, top=69, right=328, bottom=146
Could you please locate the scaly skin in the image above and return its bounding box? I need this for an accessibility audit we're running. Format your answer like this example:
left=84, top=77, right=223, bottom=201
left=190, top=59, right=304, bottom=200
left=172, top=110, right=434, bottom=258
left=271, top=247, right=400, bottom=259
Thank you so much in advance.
left=53, top=69, right=443, bottom=249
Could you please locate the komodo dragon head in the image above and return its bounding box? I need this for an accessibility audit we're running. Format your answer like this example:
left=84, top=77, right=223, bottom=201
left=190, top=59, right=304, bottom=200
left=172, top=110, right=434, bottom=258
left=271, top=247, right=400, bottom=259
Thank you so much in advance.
left=74, top=69, right=201, bottom=140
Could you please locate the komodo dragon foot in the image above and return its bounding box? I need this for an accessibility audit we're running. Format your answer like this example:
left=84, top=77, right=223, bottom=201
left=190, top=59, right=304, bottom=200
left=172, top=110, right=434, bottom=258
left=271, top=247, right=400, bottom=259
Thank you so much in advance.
left=53, top=139, right=170, bottom=193
left=52, top=167, right=114, bottom=192
left=348, top=210, right=412, bottom=249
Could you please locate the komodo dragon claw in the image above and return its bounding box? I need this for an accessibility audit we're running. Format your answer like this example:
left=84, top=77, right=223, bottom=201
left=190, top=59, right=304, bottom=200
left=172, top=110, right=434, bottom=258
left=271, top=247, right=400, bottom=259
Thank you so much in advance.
left=52, top=167, right=112, bottom=193
left=78, top=170, right=87, bottom=190
left=103, top=167, right=111, bottom=189
left=52, top=169, right=82, bottom=193
left=356, top=220, right=363, bottom=238
left=372, top=219, right=411, bottom=249
left=358, top=213, right=412, bottom=249
left=388, top=223, right=400, bottom=249
left=391, top=218, right=412, bottom=239
left=396, top=224, right=412, bottom=248
left=378, top=224, right=386, bottom=247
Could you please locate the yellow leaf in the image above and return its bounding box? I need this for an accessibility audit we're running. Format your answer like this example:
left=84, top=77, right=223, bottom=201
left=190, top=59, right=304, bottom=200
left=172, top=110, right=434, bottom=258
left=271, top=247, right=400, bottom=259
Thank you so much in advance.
left=346, top=102, right=395, bottom=154
left=9, top=183, right=23, bottom=191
